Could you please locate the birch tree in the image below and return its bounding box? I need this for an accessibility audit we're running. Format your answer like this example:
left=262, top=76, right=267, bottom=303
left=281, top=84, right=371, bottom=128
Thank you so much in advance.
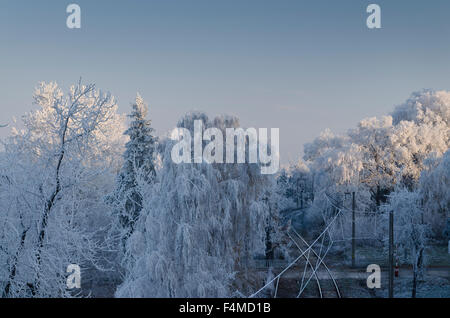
left=0, top=80, right=126, bottom=297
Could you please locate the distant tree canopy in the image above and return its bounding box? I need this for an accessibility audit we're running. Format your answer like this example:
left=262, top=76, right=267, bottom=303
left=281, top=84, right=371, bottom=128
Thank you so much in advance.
left=283, top=89, right=449, bottom=237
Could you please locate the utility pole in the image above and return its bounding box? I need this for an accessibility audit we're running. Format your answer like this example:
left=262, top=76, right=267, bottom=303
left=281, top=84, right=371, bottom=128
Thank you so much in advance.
left=300, top=190, right=304, bottom=210
left=262, top=197, right=273, bottom=266
left=389, top=209, right=394, bottom=298
left=352, top=192, right=356, bottom=268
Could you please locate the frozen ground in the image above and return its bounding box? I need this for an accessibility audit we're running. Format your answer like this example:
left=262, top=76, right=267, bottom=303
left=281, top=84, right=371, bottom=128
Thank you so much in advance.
left=246, top=239, right=449, bottom=298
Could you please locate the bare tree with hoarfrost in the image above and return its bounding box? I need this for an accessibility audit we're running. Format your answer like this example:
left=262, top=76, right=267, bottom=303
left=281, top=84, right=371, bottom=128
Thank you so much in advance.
left=0, top=80, right=126, bottom=297
left=289, top=90, right=449, bottom=259
left=304, top=90, right=449, bottom=206
left=303, top=90, right=448, bottom=206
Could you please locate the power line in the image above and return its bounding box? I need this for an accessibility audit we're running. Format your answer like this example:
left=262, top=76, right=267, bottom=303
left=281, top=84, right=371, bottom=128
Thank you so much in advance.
left=249, top=203, right=344, bottom=298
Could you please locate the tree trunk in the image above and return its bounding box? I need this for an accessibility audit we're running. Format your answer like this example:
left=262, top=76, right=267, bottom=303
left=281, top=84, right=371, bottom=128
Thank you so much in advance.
left=33, top=148, right=65, bottom=293
left=412, top=247, right=424, bottom=298
left=2, top=227, right=29, bottom=297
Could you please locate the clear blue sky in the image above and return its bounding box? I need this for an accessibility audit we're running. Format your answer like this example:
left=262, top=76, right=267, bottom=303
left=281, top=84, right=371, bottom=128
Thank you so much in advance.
left=1, top=0, right=450, bottom=164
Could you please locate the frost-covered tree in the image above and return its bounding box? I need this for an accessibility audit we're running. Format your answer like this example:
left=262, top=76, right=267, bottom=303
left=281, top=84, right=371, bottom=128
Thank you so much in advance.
left=303, top=90, right=449, bottom=215
left=107, top=94, right=157, bottom=253
left=116, top=112, right=280, bottom=298
left=277, top=161, right=313, bottom=211
left=295, top=90, right=449, bottom=256
left=354, top=90, right=448, bottom=196
left=0, top=80, right=126, bottom=297
left=384, top=188, right=428, bottom=298
left=419, top=150, right=450, bottom=238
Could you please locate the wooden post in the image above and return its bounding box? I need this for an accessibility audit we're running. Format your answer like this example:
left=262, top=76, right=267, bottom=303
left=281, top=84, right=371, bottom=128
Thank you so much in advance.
left=300, top=191, right=304, bottom=210
left=263, top=197, right=273, bottom=266
left=352, top=192, right=356, bottom=268
left=389, top=209, right=394, bottom=298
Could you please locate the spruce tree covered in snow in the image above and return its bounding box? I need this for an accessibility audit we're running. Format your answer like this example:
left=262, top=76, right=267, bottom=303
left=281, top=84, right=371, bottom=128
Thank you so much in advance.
left=107, top=94, right=157, bottom=252
left=116, top=112, right=280, bottom=298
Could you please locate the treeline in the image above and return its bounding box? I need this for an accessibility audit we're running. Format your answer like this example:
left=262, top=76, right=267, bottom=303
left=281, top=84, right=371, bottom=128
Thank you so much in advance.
left=0, top=81, right=448, bottom=298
